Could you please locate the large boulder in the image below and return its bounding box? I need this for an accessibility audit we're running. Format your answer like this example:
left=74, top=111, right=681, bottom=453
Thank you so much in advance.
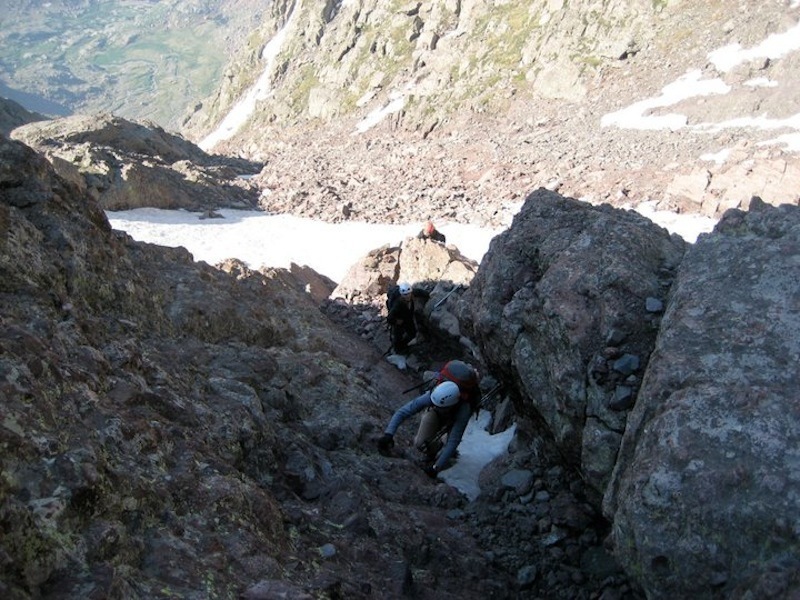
left=329, top=234, right=482, bottom=362
left=10, top=114, right=262, bottom=211
left=331, top=235, right=479, bottom=303
left=456, top=188, right=687, bottom=497
left=604, top=199, right=800, bottom=599
left=329, top=243, right=402, bottom=304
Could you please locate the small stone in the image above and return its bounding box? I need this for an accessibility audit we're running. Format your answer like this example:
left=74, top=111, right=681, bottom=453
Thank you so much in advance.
left=609, top=386, right=634, bottom=411
left=612, top=354, right=640, bottom=375
left=517, top=564, right=538, bottom=589
left=645, top=297, right=664, bottom=313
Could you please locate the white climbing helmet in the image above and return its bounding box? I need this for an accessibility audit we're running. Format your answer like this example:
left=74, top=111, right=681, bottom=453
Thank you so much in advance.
left=398, top=282, right=412, bottom=296
left=430, top=381, right=460, bottom=408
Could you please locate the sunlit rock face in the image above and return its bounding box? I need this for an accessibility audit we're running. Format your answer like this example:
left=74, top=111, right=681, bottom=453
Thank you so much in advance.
left=10, top=114, right=263, bottom=212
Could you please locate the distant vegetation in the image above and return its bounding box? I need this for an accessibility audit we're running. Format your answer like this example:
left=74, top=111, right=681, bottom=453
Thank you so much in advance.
left=0, top=0, right=265, bottom=131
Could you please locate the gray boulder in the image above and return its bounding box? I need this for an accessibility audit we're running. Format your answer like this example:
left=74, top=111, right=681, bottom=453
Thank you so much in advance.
left=10, top=114, right=262, bottom=211
left=604, top=199, right=800, bottom=598
left=456, top=188, right=686, bottom=497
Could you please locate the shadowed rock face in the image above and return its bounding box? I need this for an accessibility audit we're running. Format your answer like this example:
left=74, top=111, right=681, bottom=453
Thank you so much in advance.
left=448, top=188, right=800, bottom=597
left=2, top=129, right=653, bottom=599
left=0, top=134, right=511, bottom=599
left=3, top=3, right=799, bottom=598
left=318, top=183, right=800, bottom=598
left=455, top=189, right=687, bottom=496
left=604, top=200, right=800, bottom=599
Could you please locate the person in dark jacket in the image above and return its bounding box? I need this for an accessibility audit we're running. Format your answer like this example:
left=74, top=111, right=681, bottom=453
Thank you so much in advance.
left=386, top=281, right=417, bottom=355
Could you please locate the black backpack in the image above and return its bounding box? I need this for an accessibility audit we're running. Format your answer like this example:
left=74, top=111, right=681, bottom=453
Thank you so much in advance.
left=386, top=285, right=401, bottom=311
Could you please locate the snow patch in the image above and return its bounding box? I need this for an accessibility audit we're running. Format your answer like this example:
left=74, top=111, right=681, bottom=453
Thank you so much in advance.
left=744, top=77, right=778, bottom=88
left=601, top=70, right=730, bottom=131
left=199, top=2, right=302, bottom=151
left=708, top=21, right=800, bottom=73
left=106, top=208, right=501, bottom=282
left=354, top=95, right=407, bottom=134
left=700, top=148, right=731, bottom=165
left=601, top=21, right=800, bottom=154
left=439, top=411, right=517, bottom=502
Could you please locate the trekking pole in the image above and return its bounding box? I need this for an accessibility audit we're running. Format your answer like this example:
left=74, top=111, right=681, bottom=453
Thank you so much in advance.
left=478, top=383, right=504, bottom=410
left=419, top=425, right=449, bottom=455
left=433, top=284, right=462, bottom=309
left=402, top=378, right=434, bottom=394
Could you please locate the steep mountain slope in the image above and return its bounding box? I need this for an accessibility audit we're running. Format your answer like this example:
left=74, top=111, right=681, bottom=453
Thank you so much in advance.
left=4, top=1, right=797, bottom=224
left=183, top=0, right=800, bottom=224
left=4, top=124, right=798, bottom=598
left=3, top=2, right=800, bottom=599
left=2, top=132, right=653, bottom=599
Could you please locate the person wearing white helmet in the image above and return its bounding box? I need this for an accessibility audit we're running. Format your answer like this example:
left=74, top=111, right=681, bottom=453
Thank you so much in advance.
left=386, top=281, right=417, bottom=355
left=376, top=360, right=482, bottom=478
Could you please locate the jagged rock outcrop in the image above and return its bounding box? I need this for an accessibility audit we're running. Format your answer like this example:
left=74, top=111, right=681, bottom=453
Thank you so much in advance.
left=327, top=235, right=481, bottom=365
left=442, top=187, right=799, bottom=597
left=10, top=114, right=263, bottom=212
left=183, top=0, right=718, bottom=137
left=604, top=199, right=800, bottom=599
left=0, top=97, right=46, bottom=135
left=331, top=235, right=478, bottom=304
left=1, top=133, right=522, bottom=599
left=455, top=188, right=687, bottom=498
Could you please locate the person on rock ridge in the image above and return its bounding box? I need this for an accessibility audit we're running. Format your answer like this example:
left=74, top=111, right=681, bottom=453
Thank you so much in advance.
left=416, top=220, right=446, bottom=244
left=376, top=359, right=481, bottom=478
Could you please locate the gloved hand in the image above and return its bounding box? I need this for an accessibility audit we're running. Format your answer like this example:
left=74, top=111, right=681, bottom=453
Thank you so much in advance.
left=377, top=433, right=394, bottom=454
left=422, top=464, right=438, bottom=479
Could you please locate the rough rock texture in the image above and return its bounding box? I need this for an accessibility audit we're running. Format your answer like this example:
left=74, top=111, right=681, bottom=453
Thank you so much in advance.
left=331, top=236, right=478, bottom=303
left=323, top=186, right=800, bottom=598
left=0, top=97, right=45, bottom=135
left=0, top=133, right=450, bottom=597
left=603, top=199, right=800, bottom=599
left=180, top=0, right=799, bottom=228
left=6, top=104, right=800, bottom=596
left=3, top=132, right=647, bottom=599
left=453, top=189, right=687, bottom=498
left=326, top=236, right=481, bottom=370
left=9, top=113, right=263, bottom=212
